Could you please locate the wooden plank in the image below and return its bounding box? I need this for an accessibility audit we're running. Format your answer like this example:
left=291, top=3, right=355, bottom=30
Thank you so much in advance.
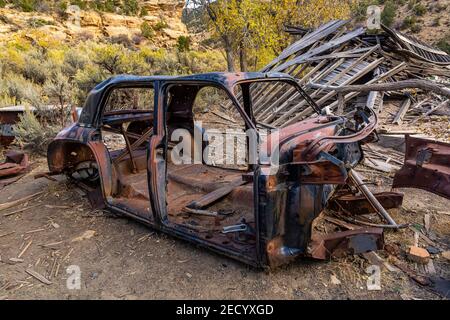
left=187, top=178, right=247, bottom=209
left=411, top=99, right=449, bottom=124
left=17, top=240, right=32, bottom=259
left=272, top=27, right=366, bottom=72
left=26, top=269, right=52, bottom=285
left=255, top=60, right=328, bottom=120
left=262, top=20, right=349, bottom=71
left=3, top=203, right=42, bottom=217
left=182, top=207, right=218, bottom=217
left=322, top=62, right=407, bottom=112
left=393, top=97, right=411, bottom=125
left=362, top=252, right=400, bottom=272
left=0, top=192, right=44, bottom=212
left=275, top=58, right=385, bottom=126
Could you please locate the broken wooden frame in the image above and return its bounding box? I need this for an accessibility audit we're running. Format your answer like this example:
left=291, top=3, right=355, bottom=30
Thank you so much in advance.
left=235, top=20, right=450, bottom=130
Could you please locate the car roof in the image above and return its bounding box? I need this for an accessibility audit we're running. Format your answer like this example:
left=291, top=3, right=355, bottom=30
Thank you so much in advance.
left=79, top=72, right=294, bottom=125
left=93, top=72, right=293, bottom=90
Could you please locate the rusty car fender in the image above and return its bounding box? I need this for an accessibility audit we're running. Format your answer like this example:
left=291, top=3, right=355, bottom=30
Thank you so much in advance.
left=47, top=123, right=114, bottom=199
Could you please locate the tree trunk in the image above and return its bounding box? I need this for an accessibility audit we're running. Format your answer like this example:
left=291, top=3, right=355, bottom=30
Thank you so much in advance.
left=223, top=36, right=235, bottom=72
left=239, top=42, right=247, bottom=72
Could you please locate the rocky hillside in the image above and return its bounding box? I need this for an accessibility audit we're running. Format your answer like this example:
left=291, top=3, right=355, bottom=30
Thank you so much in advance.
left=353, top=0, right=449, bottom=51
left=0, top=0, right=188, bottom=47
left=391, top=0, right=449, bottom=45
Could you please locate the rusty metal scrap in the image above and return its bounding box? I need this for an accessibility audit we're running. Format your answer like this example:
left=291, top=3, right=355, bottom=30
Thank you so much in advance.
left=393, top=136, right=450, bottom=199
left=330, top=191, right=403, bottom=215
left=0, top=150, right=30, bottom=190
left=0, top=106, right=24, bottom=146
left=308, top=228, right=384, bottom=260
left=0, top=105, right=82, bottom=147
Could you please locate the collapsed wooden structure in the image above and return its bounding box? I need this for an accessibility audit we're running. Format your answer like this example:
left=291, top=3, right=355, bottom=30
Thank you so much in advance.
left=248, top=20, right=450, bottom=128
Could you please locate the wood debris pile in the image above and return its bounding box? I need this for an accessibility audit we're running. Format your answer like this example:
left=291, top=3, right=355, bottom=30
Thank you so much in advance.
left=248, top=20, right=449, bottom=129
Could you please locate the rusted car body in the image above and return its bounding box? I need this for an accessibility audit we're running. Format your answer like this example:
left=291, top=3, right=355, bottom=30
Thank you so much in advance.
left=47, top=72, right=381, bottom=268
left=0, top=106, right=26, bottom=146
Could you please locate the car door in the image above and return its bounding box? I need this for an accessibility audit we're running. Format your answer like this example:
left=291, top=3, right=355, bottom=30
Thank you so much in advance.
left=147, top=81, right=169, bottom=226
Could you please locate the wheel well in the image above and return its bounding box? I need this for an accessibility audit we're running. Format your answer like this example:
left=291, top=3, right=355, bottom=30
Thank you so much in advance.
left=47, top=140, right=97, bottom=173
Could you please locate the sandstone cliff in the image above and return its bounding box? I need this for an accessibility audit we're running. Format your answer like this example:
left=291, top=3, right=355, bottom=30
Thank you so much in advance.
left=0, top=0, right=188, bottom=47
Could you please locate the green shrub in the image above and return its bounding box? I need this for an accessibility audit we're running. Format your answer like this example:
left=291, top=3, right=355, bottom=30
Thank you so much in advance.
left=13, top=110, right=60, bottom=154
left=413, top=3, right=426, bottom=16
left=56, top=1, right=68, bottom=18
left=44, top=71, right=73, bottom=126
left=410, top=23, right=422, bottom=33
left=381, top=1, right=396, bottom=27
left=108, top=34, right=134, bottom=48
left=104, top=0, right=116, bottom=13
left=153, top=20, right=168, bottom=32
left=23, top=55, right=50, bottom=84
left=122, top=0, right=139, bottom=16
left=63, top=49, right=89, bottom=77
left=0, top=0, right=6, bottom=8
left=58, top=1, right=68, bottom=11
left=434, top=3, right=447, bottom=13
left=401, top=16, right=417, bottom=29
left=90, top=0, right=105, bottom=11
left=140, top=7, right=148, bottom=17
left=15, top=0, right=37, bottom=12
left=407, top=0, right=416, bottom=10
left=435, top=36, right=450, bottom=54
left=432, top=17, right=440, bottom=27
left=73, top=64, right=105, bottom=104
left=71, top=0, right=88, bottom=10
left=0, top=94, right=16, bottom=108
left=140, top=22, right=154, bottom=39
left=28, top=18, right=55, bottom=28
left=0, top=74, right=42, bottom=106
left=92, top=43, right=127, bottom=74
left=177, top=36, right=191, bottom=52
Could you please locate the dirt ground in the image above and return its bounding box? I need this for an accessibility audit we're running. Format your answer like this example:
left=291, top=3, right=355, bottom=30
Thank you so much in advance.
left=0, top=153, right=449, bottom=300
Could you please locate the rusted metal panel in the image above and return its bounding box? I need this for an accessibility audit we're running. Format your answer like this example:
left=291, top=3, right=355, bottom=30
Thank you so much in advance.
left=0, top=106, right=81, bottom=146
left=308, top=228, right=384, bottom=260
left=330, top=191, right=404, bottom=215
left=393, top=136, right=450, bottom=199
left=0, top=151, right=30, bottom=190
left=0, top=109, right=21, bottom=146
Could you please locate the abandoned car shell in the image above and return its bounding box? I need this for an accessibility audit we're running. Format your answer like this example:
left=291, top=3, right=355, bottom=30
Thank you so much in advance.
left=47, top=72, right=381, bottom=268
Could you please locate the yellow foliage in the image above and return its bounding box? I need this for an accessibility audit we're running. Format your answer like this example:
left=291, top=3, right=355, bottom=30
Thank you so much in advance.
left=206, top=0, right=353, bottom=70
left=293, top=0, right=352, bottom=28
left=47, top=48, right=67, bottom=66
